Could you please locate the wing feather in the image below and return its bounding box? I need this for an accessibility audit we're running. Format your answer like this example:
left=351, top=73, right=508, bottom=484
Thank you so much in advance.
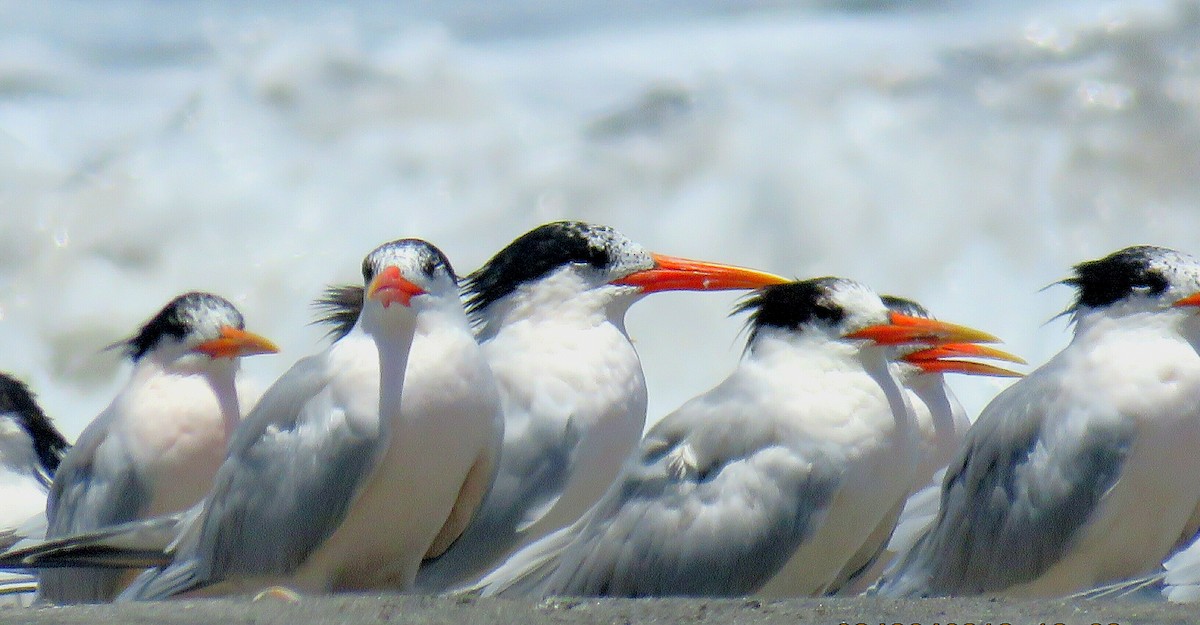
left=124, top=349, right=386, bottom=599
left=879, top=366, right=1135, bottom=596
left=480, top=397, right=843, bottom=598
left=39, top=406, right=151, bottom=603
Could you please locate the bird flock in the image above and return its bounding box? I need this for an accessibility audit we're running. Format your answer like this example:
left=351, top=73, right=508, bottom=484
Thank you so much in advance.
left=2, top=221, right=1199, bottom=606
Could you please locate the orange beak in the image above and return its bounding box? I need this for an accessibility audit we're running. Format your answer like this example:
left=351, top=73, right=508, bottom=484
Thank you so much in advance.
left=844, top=311, right=1002, bottom=346
left=194, top=327, right=280, bottom=359
left=368, top=266, right=426, bottom=308
left=612, top=253, right=789, bottom=293
left=903, top=343, right=1026, bottom=378
left=1174, top=293, right=1200, bottom=308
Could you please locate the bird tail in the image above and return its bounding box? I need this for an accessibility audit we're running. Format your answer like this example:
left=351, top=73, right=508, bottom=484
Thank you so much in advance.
left=118, top=560, right=205, bottom=602
left=0, top=513, right=187, bottom=571
left=465, top=522, right=577, bottom=598
left=0, top=573, right=37, bottom=597
left=1066, top=573, right=1165, bottom=601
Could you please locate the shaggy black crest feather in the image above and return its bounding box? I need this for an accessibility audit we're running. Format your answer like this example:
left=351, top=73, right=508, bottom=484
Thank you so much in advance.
left=734, top=278, right=847, bottom=344
left=464, top=222, right=614, bottom=318
left=0, top=373, right=70, bottom=477
left=121, top=292, right=244, bottom=361
left=1062, top=246, right=1171, bottom=313
left=314, top=285, right=365, bottom=341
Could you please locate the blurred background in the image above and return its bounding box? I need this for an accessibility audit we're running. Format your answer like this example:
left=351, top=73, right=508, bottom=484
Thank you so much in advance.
left=2, top=0, right=1199, bottom=437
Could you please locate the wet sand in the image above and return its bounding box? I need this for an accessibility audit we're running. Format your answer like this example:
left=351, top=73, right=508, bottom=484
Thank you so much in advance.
left=3, top=595, right=1193, bottom=625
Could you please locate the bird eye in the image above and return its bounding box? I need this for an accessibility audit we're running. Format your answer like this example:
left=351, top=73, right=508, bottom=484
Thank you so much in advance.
left=362, top=259, right=375, bottom=282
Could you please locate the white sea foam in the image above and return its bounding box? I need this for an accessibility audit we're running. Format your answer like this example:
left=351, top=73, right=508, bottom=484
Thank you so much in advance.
left=1, top=0, right=1197, bottom=437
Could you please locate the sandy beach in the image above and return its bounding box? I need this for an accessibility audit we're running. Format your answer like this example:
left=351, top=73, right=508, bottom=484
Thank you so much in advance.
left=1, top=595, right=1193, bottom=625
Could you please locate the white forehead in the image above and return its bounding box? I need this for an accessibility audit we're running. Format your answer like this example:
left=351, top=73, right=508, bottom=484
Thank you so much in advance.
left=1150, top=247, right=1200, bottom=294
left=588, top=226, right=654, bottom=279
left=177, top=295, right=243, bottom=336
left=826, top=279, right=889, bottom=332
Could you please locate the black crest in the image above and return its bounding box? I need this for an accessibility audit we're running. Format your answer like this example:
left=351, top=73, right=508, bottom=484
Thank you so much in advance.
left=734, top=278, right=847, bottom=344
left=464, top=222, right=615, bottom=318
left=881, top=295, right=931, bottom=319
left=313, top=284, right=364, bottom=341
left=120, top=292, right=244, bottom=361
left=1062, top=246, right=1171, bottom=313
left=0, top=373, right=70, bottom=478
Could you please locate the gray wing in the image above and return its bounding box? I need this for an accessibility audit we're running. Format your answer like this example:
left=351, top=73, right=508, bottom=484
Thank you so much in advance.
left=415, top=406, right=578, bottom=590
left=39, top=406, right=151, bottom=603
left=825, top=495, right=905, bottom=595
left=123, top=352, right=383, bottom=600
left=878, top=365, right=1135, bottom=597
left=483, top=404, right=843, bottom=598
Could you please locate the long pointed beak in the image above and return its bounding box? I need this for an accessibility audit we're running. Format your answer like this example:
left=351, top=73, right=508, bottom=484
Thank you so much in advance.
left=194, top=327, right=280, bottom=359
left=368, top=266, right=426, bottom=308
left=903, top=343, right=1026, bottom=378
left=844, top=311, right=1002, bottom=345
left=612, top=253, right=789, bottom=293
left=1174, top=293, right=1200, bottom=308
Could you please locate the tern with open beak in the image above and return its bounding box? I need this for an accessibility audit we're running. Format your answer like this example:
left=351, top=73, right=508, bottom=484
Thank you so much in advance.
left=824, top=296, right=1024, bottom=595
left=414, top=221, right=789, bottom=592
left=878, top=245, right=1200, bottom=598
left=470, top=277, right=1019, bottom=598
left=37, top=293, right=278, bottom=604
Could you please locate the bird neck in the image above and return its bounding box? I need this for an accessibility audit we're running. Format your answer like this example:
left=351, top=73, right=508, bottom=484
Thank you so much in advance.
left=355, top=309, right=419, bottom=421
left=1072, top=306, right=1199, bottom=347
left=137, top=353, right=244, bottom=428
left=413, top=295, right=472, bottom=340
left=860, top=345, right=918, bottom=432
left=908, top=373, right=963, bottom=435
left=475, top=270, right=636, bottom=340
left=744, top=328, right=919, bottom=436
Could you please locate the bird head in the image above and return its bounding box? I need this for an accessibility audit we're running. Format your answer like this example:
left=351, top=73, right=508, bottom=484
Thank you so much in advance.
left=464, top=221, right=787, bottom=325
left=118, top=292, right=278, bottom=368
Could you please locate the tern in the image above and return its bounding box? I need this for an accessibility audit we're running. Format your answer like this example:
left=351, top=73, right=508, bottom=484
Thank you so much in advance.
left=113, top=238, right=500, bottom=599
left=0, top=373, right=69, bottom=551
left=0, top=374, right=70, bottom=601
left=36, top=292, right=277, bottom=604
left=825, top=296, right=1023, bottom=595
left=878, top=245, right=1200, bottom=598
left=470, top=277, right=1018, bottom=598
left=415, top=221, right=790, bottom=591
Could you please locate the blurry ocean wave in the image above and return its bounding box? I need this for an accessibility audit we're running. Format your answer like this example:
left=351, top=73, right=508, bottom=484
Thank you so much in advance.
left=1, top=0, right=1198, bottom=435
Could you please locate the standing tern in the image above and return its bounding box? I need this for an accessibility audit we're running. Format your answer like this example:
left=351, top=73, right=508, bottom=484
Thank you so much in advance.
left=311, top=283, right=504, bottom=566
left=878, top=245, right=1200, bottom=598
left=472, top=278, right=1019, bottom=598
left=116, top=238, right=501, bottom=599
left=415, top=221, right=789, bottom=591
left=825, top=296, right=1024, bottom=595
left=37, top=293, right=278, bottom=604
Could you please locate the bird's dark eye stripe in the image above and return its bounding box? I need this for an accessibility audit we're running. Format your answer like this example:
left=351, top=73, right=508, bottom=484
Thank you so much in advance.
left=1068, top=248, right=1172, bottom=309
left=735, top=278, right=846, bottom=343
left=362, top=259, right=375, bottom=282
